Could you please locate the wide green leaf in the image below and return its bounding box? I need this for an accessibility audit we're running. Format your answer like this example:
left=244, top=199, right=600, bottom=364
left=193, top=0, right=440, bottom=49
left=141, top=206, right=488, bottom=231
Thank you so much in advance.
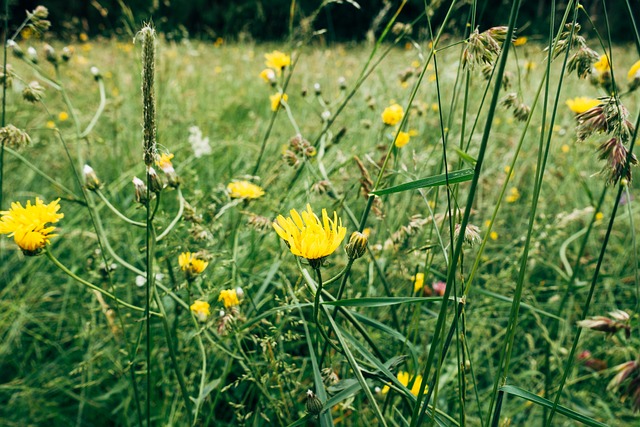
left=371, top=169, right=475, bottom=196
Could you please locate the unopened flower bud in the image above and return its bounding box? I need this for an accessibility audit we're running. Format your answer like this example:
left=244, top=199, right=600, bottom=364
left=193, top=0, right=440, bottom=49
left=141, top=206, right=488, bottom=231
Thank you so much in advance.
left=8, top=40, right=24, bottom=58
left=61, top=46, right=73, bottom=62
left=83, top=164, right=102, bottom=191
left=321, top=110, right=331, bottom=121
left=147, top=167, right=164, bottom=193
left=132, top=176, right=148, bottom=204
left=44, top=44, right=57, bottom=64
left=313, top=82, right=321, bottom=95
left=0, top=124, right=31, bottom=149
left=337, top=76, right=347, bottom=90
left=32, top=5, right=49, bottom=20
left=91, top=66, right=102, bottom=80
left=305, top=390, right=323, bottom=416
left=27, top=47, right=38, bottom=63
left=22, top=81, right=45, bottom=103
left=235, top=287, right=244, bottom=299
left=345, top=231, right=368, bottom=259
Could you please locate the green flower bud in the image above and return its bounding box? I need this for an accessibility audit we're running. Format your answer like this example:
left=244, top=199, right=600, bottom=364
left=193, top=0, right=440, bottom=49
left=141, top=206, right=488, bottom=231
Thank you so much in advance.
left=345, top=231, right=368, bottom=260
left=305, top=390, right=323, bottom=416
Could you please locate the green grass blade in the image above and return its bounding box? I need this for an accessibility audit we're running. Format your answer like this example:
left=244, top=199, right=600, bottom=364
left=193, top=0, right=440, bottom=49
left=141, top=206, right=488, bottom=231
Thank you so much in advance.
left=500, top=385, right=609, bottom=427
left=323, top=296, right=444, bottom=308
left=370, top=169, right=474, bottom=196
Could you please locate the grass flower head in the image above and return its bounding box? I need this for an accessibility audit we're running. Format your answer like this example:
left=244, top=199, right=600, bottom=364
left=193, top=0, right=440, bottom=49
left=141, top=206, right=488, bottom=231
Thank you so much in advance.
left=273, top=204, right=347, bottom=267
left=227, top=180, right=265, bottom=199
left=0, top=197, right=63, bottom=254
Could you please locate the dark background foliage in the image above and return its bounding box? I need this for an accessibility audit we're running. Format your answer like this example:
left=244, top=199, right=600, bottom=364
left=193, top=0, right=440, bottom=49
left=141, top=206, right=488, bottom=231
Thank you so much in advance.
left=6, top=0, right=640, bottom=43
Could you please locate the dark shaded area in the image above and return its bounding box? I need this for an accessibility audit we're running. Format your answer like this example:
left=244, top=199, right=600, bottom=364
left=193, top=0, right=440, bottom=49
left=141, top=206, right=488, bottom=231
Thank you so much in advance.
left=5, top=0, right=640, bottom=43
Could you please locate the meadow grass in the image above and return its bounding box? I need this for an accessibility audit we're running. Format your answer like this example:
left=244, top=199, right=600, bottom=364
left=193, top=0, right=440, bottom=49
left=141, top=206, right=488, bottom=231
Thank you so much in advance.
left=1, top=3, right=640, bottom=426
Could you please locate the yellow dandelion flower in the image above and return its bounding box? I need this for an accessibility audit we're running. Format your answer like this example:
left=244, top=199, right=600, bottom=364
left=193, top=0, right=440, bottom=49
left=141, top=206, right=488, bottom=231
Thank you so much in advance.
left=214, top=37, right=224, bottom=47
left=190, top=300, right=210, bottom=322
left=219, top=289, right=240, bottom=308
left=593, top=55, right=610, bottom=74
left=404, top=42, right=412, bottom=50
left=273, top=204, right=347, bottom=265
left=566, top=97, right=600, bottom=114
left=595, top=212, right=604, bottom=221
left=381, top=103, right=404, bottom=126
left=214, top=66, right=222, bottom=74
left=490, top=231, right=498, bottom=241
left=506, top=187, right=520, bottom=203
left=395, top=131, right=411, bottom=148
left=227, top=181, right=265, bottom=199
left=525, top=60, right=536, bottom=72
left=411, top=60, right=421, bottom=68
left=46, top=120, right=55, bottom=129
left=413, top=272, right=424, bottom=293
left=58, top=111, right=69, bottom=121
left=513, top=36, right=528, bottom=46
left=178, top=252, right=208, bottom=278
left=156, top=153, right=174, bottom=172
left=561, top=144, right=570, bottom=153
left=79, top=32, right=89, bottom=42
left=264, top=50, right=291, bottom=71
left=270, top=92, right=288, bottom=111
left=428, top=74, right=437, bottom=82
left=381, top=371, right=425, bottom=396
left=260, top=68, right=276, bottom=83
left=628, top=60, right=640, bottom=81
left=21, top=27, right=33, bottom=40
left=0, top=197, right=63, bottom=254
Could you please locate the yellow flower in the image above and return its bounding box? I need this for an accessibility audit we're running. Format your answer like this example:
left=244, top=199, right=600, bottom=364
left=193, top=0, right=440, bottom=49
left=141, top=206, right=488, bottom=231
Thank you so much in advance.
left=46, top=120, right=55, bottom=129
left=381, top=371, right=425, bottom=396
left=219, top=289, right=240, bottom=308
left=0, top=197, right=63, bottom=253
left=490, top=231, right=498, bottom=241
left=227, top=180, right=265, bottom=199
left=178, top=252, right=208, bottom=277
left=264, top=50, right=291, bottom=71
left=190, top=300, right=210, bottom=322
left=260, top=68, right=276, bottom=83
left=214, top=37, right=224, bottom=47
left=273, top=204, right=347, bottom=264
left=79, top=32, right=89, bottom=42
left=381, top=103, right=404, bottom=126
left=595, top=212, right=604, bottom=221
left=506, top=187, right=520, bottom=203
left=628, top=60, right=640, bottom=81
left=58, top=111, right=69, bottom=121
left=593, top=55, right=610, bottom=74
left=395, top=131, right=411, bottom=148
left=561, top=144, right=570, bottom=153
left=413, top=272, right=424, bottom=293
left=270, top=92, right=288, bottom=111
left=513, top=36, right=528, bottom=46
left=156, top=153, right=175, bottom=173
left=566, top=97, right=600, bottom=114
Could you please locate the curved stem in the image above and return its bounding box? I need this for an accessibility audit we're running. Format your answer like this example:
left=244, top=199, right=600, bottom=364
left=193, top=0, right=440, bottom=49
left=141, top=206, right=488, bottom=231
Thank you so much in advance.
left=80, top=78, right=107, bottom=138
left=46, top=249, right=151, bottom=314
left=156, top=188, right=184, bottom=242
left=95, top=189, right=145, bottom=228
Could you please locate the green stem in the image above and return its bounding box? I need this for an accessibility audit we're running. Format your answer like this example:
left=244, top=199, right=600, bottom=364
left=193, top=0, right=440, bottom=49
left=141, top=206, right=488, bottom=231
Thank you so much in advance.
left=45, top=249, right=149, bottom=314
left=80, top=77, right=107, bottom=138
left=95, top=189, right=145, bottom=227
left=156, top=188, right=184, bottom=242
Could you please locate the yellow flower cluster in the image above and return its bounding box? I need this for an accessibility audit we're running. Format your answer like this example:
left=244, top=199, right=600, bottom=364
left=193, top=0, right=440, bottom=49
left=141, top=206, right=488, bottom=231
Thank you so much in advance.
left=381, top=371, right=425, bottom=396
left=273, top=204, right=347, bottom=264
left=227, top=180, right=265, bottom=199
left=219, top=289, right=240, bottom=308
left=566, top=97, right=600, bottom=114
left=381, top=103, right=404, bottom=126
left=0, top=198, right=63, bottom=254
left=178, top=252, right=208, bottom=278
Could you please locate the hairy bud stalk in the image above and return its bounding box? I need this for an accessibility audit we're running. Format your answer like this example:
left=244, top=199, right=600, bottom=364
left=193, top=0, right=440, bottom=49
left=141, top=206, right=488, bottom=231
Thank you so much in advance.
left=139, top=26, right=157, bottom=166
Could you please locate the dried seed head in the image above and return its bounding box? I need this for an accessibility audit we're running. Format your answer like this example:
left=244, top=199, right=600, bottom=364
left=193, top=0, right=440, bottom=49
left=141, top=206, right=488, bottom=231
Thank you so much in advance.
left=0, top=125, right=31, bottom=149
left=22, top=81, right=45, bottom=103
left=83, top=164, right=102, bottom=191
left=567, top=45, right=600, bottom=79
left=132, top=176, right=148, bottom=204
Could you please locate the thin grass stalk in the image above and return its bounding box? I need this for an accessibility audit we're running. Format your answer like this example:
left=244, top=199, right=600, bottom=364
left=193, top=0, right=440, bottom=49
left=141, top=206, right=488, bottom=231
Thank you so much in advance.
left=409, top=2, right=521, bottom=425
left=490, top=3, right=579, bottom=424
left=0, top=0, right=8, bottom=210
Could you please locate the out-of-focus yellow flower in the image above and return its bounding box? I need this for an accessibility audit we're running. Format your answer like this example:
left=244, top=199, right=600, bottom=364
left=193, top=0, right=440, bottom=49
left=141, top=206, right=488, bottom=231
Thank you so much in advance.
left=270, top=92, right=288, bottom=111
left=214, top=66, right=222, bottom=74
left=21, top=27, right=33, bottom=40
left=156, top=153, right=174, bottom=172
left=58, top=111, right=69, bottom=121
left=179, top=252, right=208, bottom=278
left=79, top=33, right=89, bottom=42
left=214, top=37, right=224, bottom=47
left=411, top=60, right=421, bottom=68
left=595, top=212, right=604, bottom=221
left=381, top=371, right=425, bottom=396
left=219, top=289, right=240, bottom=308
left=525, top=60, right=536, bottom=72
left=273, top=204, right=347, bottom=266
left=0, top=197, right=63, bottom=254
left=513, top=36, right=528, bottom=46
left=190, top=300, right=210, bottom=322
left=381, top=103, right=404, bottom=126
left=593, top=55, right=610, bottom=74
left=395, top=131, right=411, bottom=148
left=46, top=120, right=55, bottom=129
left=490, top=231, right=498, bottom=241
left=506, top=187, right=520, bottom=203
left=413, top=272, right=424, bottom=293
left=264, top=50, right=291, bottom=71
left=566, top=97, right=600, bottom=114
left=628, top=60, right=640, bottom=90
left=227, top=180, right=265, bottom=199
left=561, top=144, right=570, bottom=153
left=260, top=68, right=276, bottom=83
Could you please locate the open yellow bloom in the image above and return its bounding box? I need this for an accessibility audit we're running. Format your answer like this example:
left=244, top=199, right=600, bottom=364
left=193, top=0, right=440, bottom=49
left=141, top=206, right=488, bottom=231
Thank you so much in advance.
left=227, top=180, right=265, bottom=199
left=594, top=55, right=610, bottom=74
left=156, top=152, right=175, bottom=173
left=219, top=289, right=240, bottom=308
left=178, top=252, right=208, bottom=278
left=273, top=204, right=347, bottom=265
left=566, top=97, right=600, bottom=114
left=190, top=300, right=210, bottom=322
left=628, top=60, right=640, bottom=80
left=413, top=272, right=424, bottom=293
left=259, top=68, right=276, bottom=83
left=395, top=131, right=411, bottom=148
left=381, top=103, right=404, bottom=126
left=513, top=36, right=528, bottom=46
left=381, top=371, right=425, bottom=396
left=0, top=197, right=63, bottom=254
left=264, top=50, right=291, bottom=71
left=270, top=92, right=288, bottom=111
left=506, top=187, right=520, bottom=203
